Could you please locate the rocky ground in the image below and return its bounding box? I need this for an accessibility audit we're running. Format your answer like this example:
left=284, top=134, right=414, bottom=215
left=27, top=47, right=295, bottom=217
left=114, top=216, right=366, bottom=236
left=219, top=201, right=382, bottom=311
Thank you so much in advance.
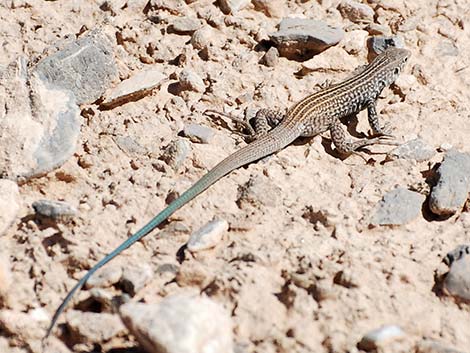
left=0, top=0, right=469, bottom=352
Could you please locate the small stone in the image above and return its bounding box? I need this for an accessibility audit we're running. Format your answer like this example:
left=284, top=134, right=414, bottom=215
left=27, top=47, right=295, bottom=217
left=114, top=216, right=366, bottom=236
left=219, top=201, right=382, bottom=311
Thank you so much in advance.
left=182, top=123, right=214, bottom=144
left=429, top=150, right=470, bottom=216
left=370, top=187, right=425, bottom=226
left=191, top=26, right=225, bottom=51
left=169, top=17, right=202, bottom=34
left=439, top=143, right=453, bottom=152
left=443, top=245, right=470, bottom=266
left=32, top=199, right=77, bottom=221
left=187, top=218, right=228, bottom=252
left=120, top=264, right=153, bottom=296
left=387, top=138, right=436, bottom=162
left=178, top=69, right=205, bottom=93
left=338, top=0, right=375, bottom=23
left=0, top=180, right=20, bottom=236
left=252, top=0, right=285, bottom=17
left=114, top=136, right=147, bottom=154
left=342, top=30, right=369, bottom=55
left=34, top=29, right=117, bottom=105
left=120, top=294, right=233, bottom=353
left=365, top=23, right=392, bottom=36
left=160, top=138, right=191, bottom=171
left=442, top=255, right=470, bottom=303
left=270, top=18, right=344, bottom=59
left=416, top=339, right=465, bottom=353
left=260, top=47, right=279, bottom=67
left=0, top=308, right=50, bottom=340
left=218, top=0, right=250, bottom=14
left=358, top=325, right=405, bottom=351
left=367, top=35, right=405, bottom=55
left=84, top=265, right=122, bottom=289
left=65, top=311, right=126, bottom=343
left=100, top=69, right=166, bottom=109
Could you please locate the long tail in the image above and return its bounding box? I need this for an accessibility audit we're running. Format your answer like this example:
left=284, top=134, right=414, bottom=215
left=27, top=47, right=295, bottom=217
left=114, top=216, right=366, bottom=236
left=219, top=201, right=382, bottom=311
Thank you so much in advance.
left=45, top=126, right=299, bottom=338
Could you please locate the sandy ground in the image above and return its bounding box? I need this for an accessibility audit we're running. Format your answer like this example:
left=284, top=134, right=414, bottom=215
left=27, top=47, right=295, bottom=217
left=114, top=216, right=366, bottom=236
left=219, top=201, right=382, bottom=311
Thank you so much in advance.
left=1, top=0, right=470, bottom=352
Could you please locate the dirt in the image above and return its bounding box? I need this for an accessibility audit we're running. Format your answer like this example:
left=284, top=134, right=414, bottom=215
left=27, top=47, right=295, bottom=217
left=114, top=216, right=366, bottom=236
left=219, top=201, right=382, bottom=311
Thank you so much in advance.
left=0, top=0, right=469, bottom=352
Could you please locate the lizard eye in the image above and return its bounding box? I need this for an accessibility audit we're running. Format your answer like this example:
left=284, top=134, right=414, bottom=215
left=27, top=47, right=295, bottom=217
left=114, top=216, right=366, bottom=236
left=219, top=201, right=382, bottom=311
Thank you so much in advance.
left=394, top=68, right=400, bottom=75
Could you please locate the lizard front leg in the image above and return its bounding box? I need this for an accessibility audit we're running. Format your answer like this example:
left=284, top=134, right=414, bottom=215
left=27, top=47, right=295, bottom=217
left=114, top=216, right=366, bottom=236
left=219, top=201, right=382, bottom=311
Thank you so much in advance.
left=366, top=99, right=393, bottom=137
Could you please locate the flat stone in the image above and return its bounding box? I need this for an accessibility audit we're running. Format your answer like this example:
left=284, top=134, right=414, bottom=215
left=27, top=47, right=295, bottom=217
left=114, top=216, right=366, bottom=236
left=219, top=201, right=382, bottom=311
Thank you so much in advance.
left=182, top=124, right=214, bottom=144
left=370, top=187, right=425, bottom=226
left=0, top=180, right=20, bottom=236
left=32, top=199, right=77, bottom=221
left=443, top=255, right=470, bottom=303
left=100, top=68, right=166, bottom=109
left=338, top=0, right=375, bottom=23
left=429, top=150, right=470, bottom=216
left=358, top=325, right=405, bottom=351
left=0, top=57, right=80, bottom=180
left=169, top=17, right=202, bottom=34
left=187, top=218, right=228, bottom=252
left=34, top=30, right=117, bottom=105
left=120, top=294, right=233, bottom=353
left=270, top=18, right=344, bottom=59
left=65, top=311, right=126, bottom=343
left=218, top=0, right=250, bottom=14
left=387, top=138, right=436, bottom=162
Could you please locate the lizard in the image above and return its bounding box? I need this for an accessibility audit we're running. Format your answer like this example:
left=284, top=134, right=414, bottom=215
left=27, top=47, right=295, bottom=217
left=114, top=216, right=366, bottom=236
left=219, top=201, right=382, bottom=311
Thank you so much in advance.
left=45, top=47, right=411, bottom=338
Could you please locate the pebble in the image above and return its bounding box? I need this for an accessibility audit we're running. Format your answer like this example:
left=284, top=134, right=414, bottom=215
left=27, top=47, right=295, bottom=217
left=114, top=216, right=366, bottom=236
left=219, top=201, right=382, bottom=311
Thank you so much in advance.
left=120, top=294, right=233, bottom=353
left=182, top=123, right=214, bottom=144
left=252, top=0, right=285, bottom=17
left=178, top=69, right=205, bottom=93
left=442, top=254, right=470, bottom=303
left=429, top=150, right=470, bottom=216
left=160, top=138, right=191, bottom=171
left=358, top=325, right=405, bottom=351
left=34, top=29, right=117, bottom=105
left=84, top=265, right=123, bottom=289
left=260, top=47, right=279, bottom=67
left=0, top=308, right=50, bottom=340
left=370, top=187, right=425, bottom=226
left=367, top=35, right=405, bottom=55
left=100, top=68, right=166, bottom=109
left=32, top=199, right=77, bottom=221
left=65, top=311, right=126, bottom=343
left=338, top=0, right=375, bottom=23
left=169, top=17, right=202, bottom=34
left=270, top=18, right=344, bottom=59
left=365, top=23, right=392, bottom=36
left=218, top=0, right=250, bottom=14
left=191, top=26, right=225, bottom=50
left=120, top=263, right=154, bottom=296
left=386, top=138, right=436, bottom=162
left=0, top=57, right=80, bottom=180
left=187, top=218, right=228, bottom=252
left=0, top=180, right=20, bottom=236
left=342, top=29, right=369, bottom=55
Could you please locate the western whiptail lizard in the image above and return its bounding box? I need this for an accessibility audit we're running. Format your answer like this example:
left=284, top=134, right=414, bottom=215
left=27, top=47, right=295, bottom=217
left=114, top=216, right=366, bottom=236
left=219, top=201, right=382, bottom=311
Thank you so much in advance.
left=45, top=47, right=410, bottom=338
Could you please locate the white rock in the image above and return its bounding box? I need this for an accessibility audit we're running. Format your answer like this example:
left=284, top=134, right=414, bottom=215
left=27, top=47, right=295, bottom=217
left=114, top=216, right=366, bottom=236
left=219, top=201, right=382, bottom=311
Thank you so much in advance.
left=187, top=218, right=228, bottom=252
left=218, top=0, right=250, bottom=14
left=120, top=294, right=233, bottom=353
left=358, top=325, right=405, bottom=350
left=0, top=180, right=20, bottom=236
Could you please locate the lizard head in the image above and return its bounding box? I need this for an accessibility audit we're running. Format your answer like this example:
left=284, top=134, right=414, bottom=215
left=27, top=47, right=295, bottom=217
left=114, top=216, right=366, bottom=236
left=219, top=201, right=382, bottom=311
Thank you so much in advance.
left=378, top=47, right=411, bottom=86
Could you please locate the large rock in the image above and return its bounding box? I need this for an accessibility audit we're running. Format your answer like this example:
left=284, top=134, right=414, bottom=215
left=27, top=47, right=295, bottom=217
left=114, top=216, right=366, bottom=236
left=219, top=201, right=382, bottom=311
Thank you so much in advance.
left=0, top=57, right=80, bottom=180
left=34, top=30, right=117, bottom=105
